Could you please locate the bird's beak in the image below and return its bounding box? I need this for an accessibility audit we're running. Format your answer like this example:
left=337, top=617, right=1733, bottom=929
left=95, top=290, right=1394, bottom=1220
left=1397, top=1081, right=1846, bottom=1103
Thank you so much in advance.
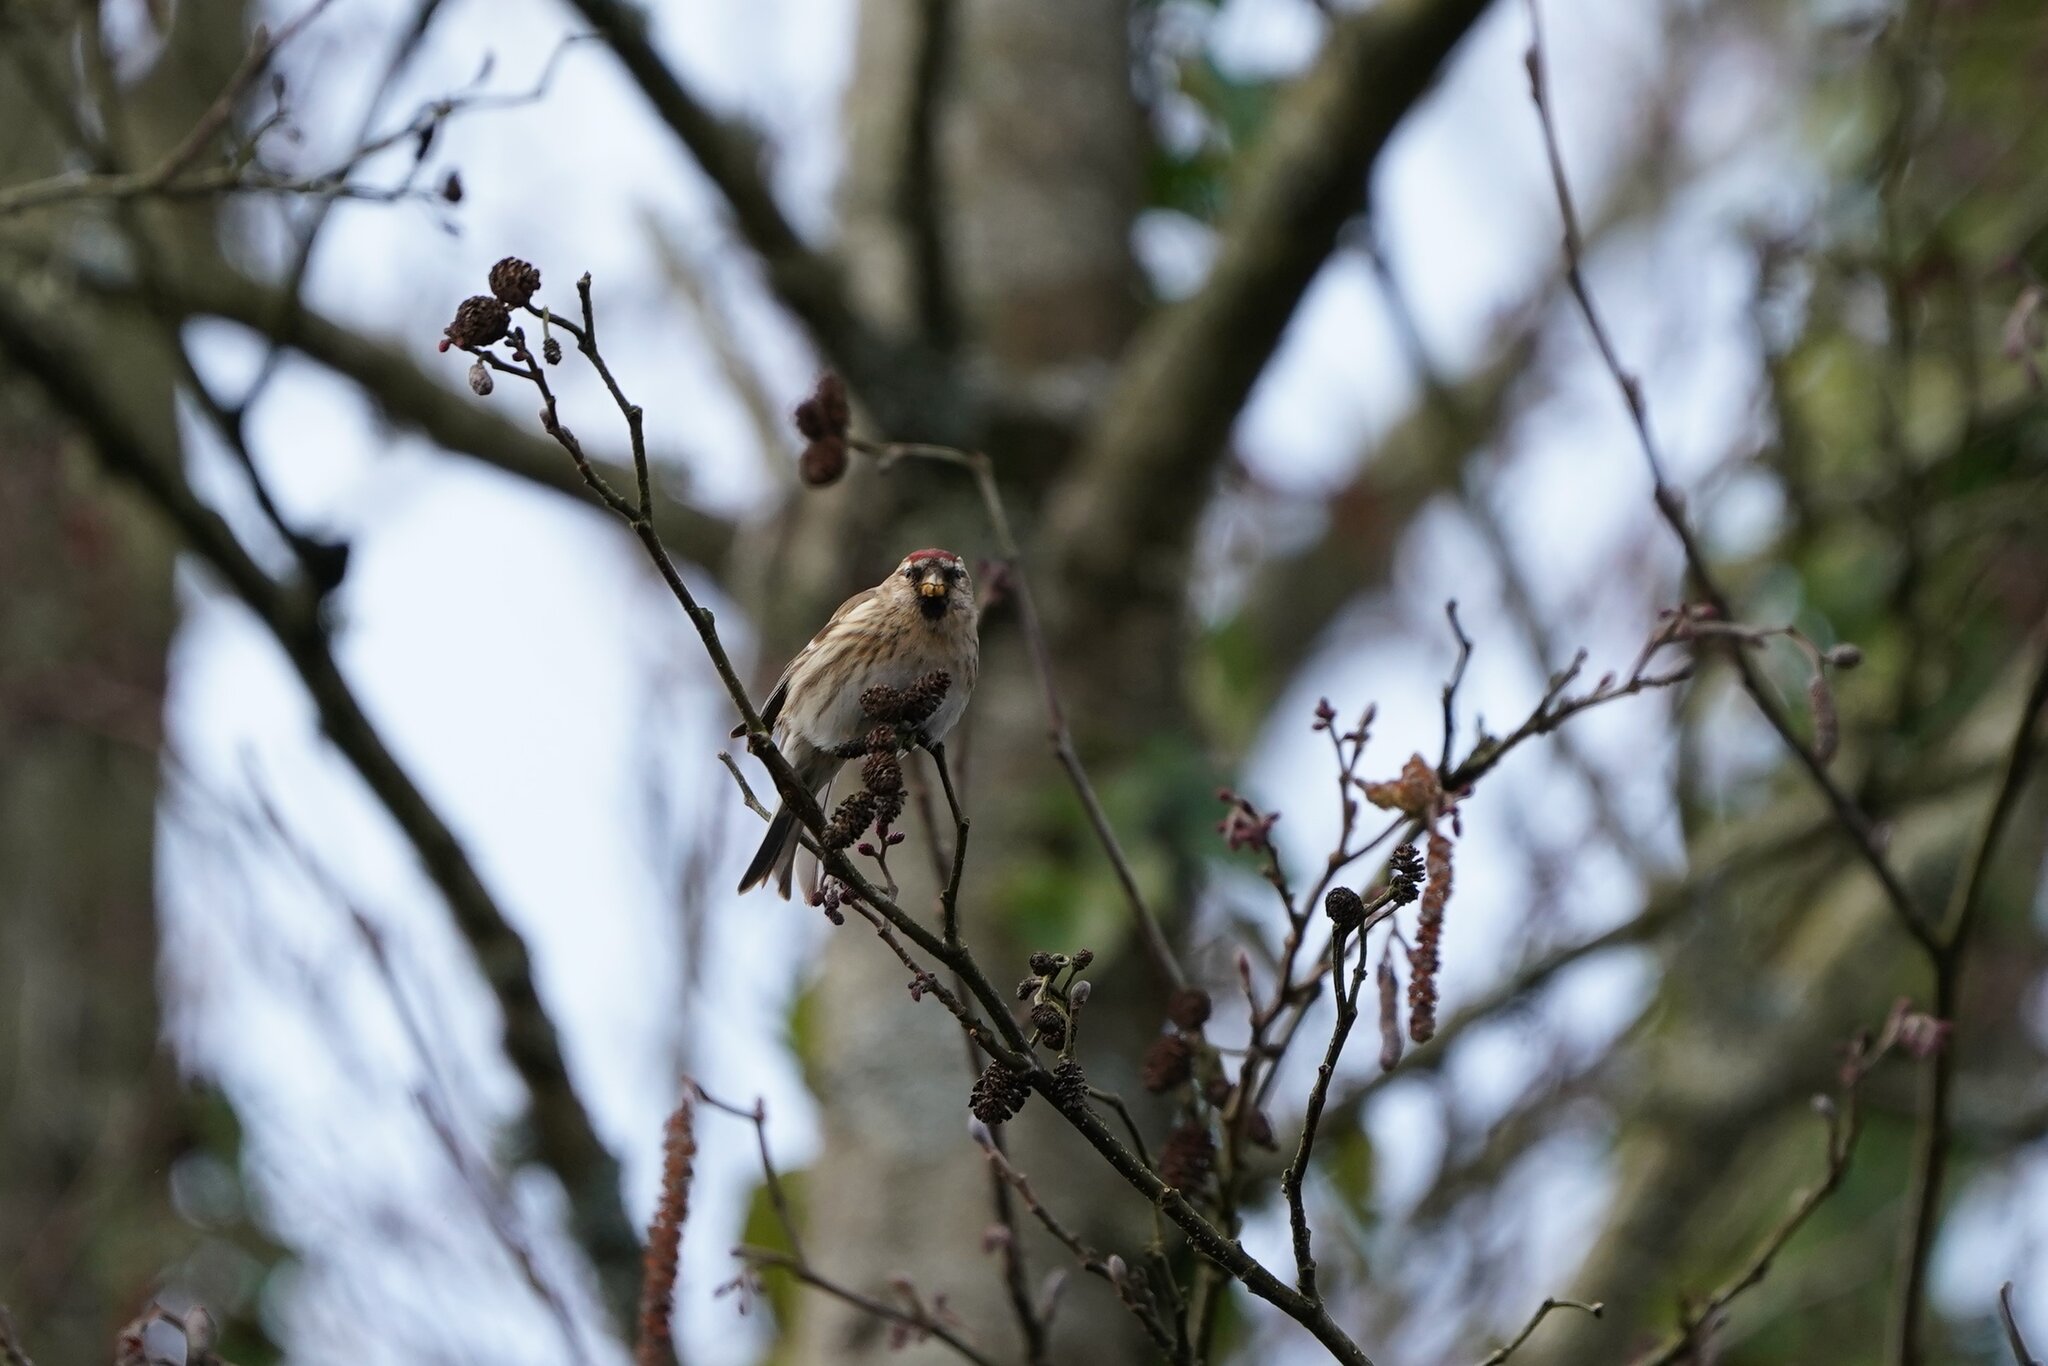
left=917, top=574, right=948, bottom=600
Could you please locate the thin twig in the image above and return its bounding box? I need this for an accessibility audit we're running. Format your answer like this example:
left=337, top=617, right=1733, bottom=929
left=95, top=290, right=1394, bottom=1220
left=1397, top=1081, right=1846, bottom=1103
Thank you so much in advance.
left=0, top=0, right=335, bottom=217
left=929, top=742, right=971, bottom=947
left=488, top=281, right=1383, bottom=1366
left=1476, top=1298, right=1604, bottom=1365
left=1439, top=601, right=1475, bottom=770
left=1632, top=1020, right=1903, bottom=1366
left=1281, top=899, right=1386, bottom=1299
left=704, top=1068, right=1014, bottom=1366
left=976, top=1136, right=1180, bottom=1355
left=855, top=437, right=1190, bottom=992
left=0, top=290, right=644, bottom=1326
left=736, top=1248, right=1000, bottom=1366
left=1889, top=638, right=2048, bottom=1364
left=979, top=1122, right=1048, bottom=1366
left=691, top=1086, right=807, bottom=1265
left=2002, top=1282, right=2043, bottom=1366
left=1521, top=0, right=1936, bottom=957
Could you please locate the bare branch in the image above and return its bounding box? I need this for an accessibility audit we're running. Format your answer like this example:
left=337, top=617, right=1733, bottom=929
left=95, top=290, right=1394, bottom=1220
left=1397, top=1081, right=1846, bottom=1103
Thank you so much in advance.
left=1889, top=638, right=2048, bottom=1363
left=692, top=1083, right=1001, bottom=1366
left=561, top=0, right=957, bottom=436
left=975, top=1135, right=1181, bottom=1356
left=1049, top=0, right=1494, bottom=585
left=899, top=0, right=958, bottom=348
left=476, top=276, right=1383, bottom=1366
left=1520, top=0, right=1935, bottom=956
left=1281, top=897, right=1388, bottom=1300
left=1476, top=1298, right=1604, bottom=1365
left=1632, top=1018, right=1907, bottom=1366
left=0, top=0, right=335, bottom=218
left=0, top=291, right=643, bottom=1328
left=2002, top=1283, right=2043, bottom=1366
left=853, top=436, right=1190, bottom=992
left=77, top=261, right=736, bottom=568
left=738, top=1248, right=1001, bottom=1366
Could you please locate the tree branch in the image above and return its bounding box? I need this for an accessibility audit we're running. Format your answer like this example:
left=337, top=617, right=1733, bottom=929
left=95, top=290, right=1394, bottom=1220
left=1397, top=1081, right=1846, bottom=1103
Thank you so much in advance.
left=899, top=0, right=957, bottom=349
left=80, top=260, right=736, bottom=568
left=560, top=0, right=960, bottom=437
left=1049, top=0, right=1494, bottom=584
left=1633, top=1016, right=1906, bottom=1366
left=470, top=277, right=1385, bottom=1366
left=1520, top=0, right=1936, bottom=956
left=1477, top=1298, right=1603, bottom=1365
left=2002, top=1282, right=2042, bottom=1366
left=0, top=294, right=643, bottom=1328
left=853, top=437, right=1190, bottom=992
left=1889, top=637, right=2048, bottom=1365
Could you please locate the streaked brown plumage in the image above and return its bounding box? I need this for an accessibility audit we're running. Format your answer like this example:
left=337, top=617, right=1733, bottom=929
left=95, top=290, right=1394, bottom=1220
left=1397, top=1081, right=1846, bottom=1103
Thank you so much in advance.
left=738, top=549, right=979, bottom=896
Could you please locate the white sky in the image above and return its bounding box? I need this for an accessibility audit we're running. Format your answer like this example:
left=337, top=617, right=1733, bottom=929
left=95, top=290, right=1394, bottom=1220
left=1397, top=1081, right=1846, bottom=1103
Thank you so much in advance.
left=143, top=0, right=2048, bottom=1362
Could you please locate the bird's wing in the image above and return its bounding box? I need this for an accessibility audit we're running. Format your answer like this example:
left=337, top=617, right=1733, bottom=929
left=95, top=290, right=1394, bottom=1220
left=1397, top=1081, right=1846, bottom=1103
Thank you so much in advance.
left=731, top=585, right=878, bottom=737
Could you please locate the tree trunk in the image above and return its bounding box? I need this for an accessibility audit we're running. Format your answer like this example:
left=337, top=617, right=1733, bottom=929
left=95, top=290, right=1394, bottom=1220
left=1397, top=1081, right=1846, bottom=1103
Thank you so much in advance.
left=0, top=7, right=275, bottom=1358
left=770, top=2, right=1187, bottom=1361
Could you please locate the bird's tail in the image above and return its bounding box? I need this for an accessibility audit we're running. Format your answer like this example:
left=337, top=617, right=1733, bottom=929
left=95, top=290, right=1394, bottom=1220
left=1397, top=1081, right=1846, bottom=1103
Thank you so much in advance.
left=738, top=802, right=806, bottom=898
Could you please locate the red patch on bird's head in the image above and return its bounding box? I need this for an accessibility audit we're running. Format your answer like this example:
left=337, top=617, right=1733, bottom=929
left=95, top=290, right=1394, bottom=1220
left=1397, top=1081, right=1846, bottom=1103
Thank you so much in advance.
left=905, top=548, right=958, bottom=565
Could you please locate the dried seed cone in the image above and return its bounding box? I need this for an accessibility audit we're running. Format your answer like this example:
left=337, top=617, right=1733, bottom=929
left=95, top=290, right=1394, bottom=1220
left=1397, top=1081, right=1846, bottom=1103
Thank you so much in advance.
left=870, top=789, right=906, bottom=832
left=1028, top=951, right=1059, bottom=975
left=860, top=684, right=908, bottom=723
left=799, top=436, right=848, bottom=486
left=542, top=335, right=563, bottom=366
left=1140, top=1033, right=1194, bottom=1093
left=1388, top=842, right=1425, bottom=906
left=489, top=256, right=542, bottom=307
left=901, top=671, right=952, bottom=725
left=823, top=790, right=878, bottom=849
left=861, top=748, right=903, bottom=795
left=1029, top=1001, right=1068, bottom=1050
left=793, top=373, right=851, bottom=441
left=1324, top=885, right=1365, bottom=930
left=1166, top=986, right=1211, bottom=1031
left=1158, top=1121, right=1215, bottom=1192
left=815, top=372, right=850, bottom=433
left=1049, top=1059, right=1089, bottom=1112
left=444, top=294, right=510, bottom=349
left=970, top=1059, right=1029, bottom=1125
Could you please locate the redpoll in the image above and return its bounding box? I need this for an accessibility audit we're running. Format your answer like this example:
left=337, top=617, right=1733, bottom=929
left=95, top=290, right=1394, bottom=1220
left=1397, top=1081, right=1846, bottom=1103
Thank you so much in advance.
left=737, top=549, right=980, bottom=896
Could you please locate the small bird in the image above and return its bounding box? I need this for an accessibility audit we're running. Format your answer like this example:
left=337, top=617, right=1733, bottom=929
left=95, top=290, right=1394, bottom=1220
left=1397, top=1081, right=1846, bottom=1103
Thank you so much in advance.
left=738, top=548, right=980, bottom=896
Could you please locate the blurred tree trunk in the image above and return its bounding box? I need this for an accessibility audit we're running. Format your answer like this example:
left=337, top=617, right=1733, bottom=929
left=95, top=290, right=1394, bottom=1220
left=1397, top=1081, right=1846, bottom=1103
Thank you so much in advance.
left=0, top=6, right=275, bottom=1358
left=770, top=1, right=1179, bottom=1361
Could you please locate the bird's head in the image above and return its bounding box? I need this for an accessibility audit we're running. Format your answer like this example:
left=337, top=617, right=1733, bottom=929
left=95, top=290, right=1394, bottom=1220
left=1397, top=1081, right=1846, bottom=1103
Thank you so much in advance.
left=891, top=548, right=973, bottom=623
